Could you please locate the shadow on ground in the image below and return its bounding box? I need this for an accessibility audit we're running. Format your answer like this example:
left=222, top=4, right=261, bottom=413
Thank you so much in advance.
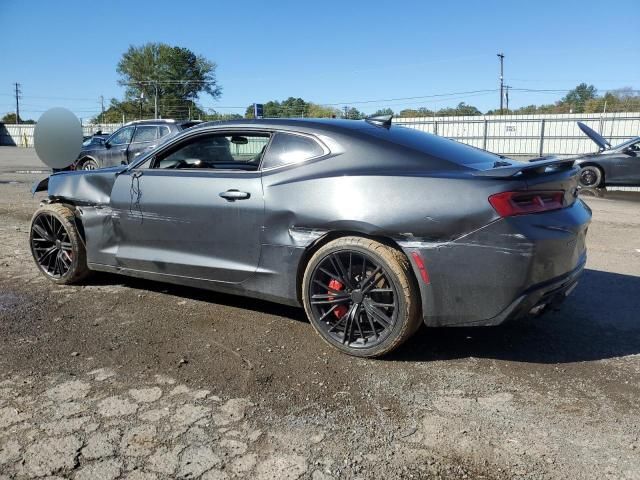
left=394, top=269, right=640, bottom=364
left=85, top=268, right=640, bottom=365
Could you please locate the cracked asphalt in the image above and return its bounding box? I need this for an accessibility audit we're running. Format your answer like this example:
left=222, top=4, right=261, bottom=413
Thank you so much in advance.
left=0, top=147, right=639, bottom=480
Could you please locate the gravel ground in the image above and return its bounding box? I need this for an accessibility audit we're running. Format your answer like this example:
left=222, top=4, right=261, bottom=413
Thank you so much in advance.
left=0, top=147, right=639, bottom=480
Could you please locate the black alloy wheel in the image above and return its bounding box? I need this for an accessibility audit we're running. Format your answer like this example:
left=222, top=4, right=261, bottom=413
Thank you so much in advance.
left=29, top=203, right=90, bottom=284
left=303, top=237, right=421, bottom=357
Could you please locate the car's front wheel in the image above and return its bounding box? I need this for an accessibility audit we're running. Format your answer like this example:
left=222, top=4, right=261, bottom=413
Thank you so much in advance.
left=29, top=203, right=90, bottom=284
left=80, top=158, right=99, bottom=170
left=302, top=237, right=421, bottom=357
left=578, top=165, right=603, bottom=188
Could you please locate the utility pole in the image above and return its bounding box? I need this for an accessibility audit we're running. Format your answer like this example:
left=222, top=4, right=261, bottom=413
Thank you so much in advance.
left=504, top=85, right=510, bottom=112
left=154, top=82, right=159, bottom=119
left=100, top=95, right=105, bottom=123
left=497, top=53, right=505, bottom=114
left=14, top=82, right=21, bottom=124
left=343, top=106, right=349, bottom=119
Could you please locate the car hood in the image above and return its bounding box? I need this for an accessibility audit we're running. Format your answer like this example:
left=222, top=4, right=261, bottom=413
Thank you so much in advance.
left=577, top=122, right=611, bottom=151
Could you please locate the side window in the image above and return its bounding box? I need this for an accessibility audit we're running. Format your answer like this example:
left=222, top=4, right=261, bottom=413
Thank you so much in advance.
left=262, top=133, right=325, bottom=169
left=152, top=133, right=270, bottom=170
left=108, top=126, right=134, bottom=145
left=158, top=126, right=171, bottom=138
left=132, top=126, right=158, bottom=143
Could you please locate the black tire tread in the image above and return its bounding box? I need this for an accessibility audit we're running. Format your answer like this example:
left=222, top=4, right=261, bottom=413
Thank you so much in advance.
left=29, top=203, right=90, bottom=285
left=580, top=165, right=604, bottom=188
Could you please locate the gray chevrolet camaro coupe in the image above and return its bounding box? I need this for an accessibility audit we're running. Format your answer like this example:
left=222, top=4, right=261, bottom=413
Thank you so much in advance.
left=29, top=116, right=591, bottom=357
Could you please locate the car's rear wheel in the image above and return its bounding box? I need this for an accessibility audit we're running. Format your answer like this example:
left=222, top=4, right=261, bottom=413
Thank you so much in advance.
left=302, top=237, right=421, bottom=357
left=29, top=203, right=90, bottom=285
left=578, top=166, right=603, bottom=188
left=80, top=158, right=99, bottom=170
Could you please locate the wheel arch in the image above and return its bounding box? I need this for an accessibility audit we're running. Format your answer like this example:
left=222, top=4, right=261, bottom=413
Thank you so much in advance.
left=77, top=155, right=99, bottom=168
left=44, top=199, right=87, bottom=243
left=578, top=162, right=606, bottom=185
left=295, top=230, right=420, bottom=306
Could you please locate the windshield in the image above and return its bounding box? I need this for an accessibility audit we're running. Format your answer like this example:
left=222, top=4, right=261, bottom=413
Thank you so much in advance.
left=612, top=136, right=640, bottom=151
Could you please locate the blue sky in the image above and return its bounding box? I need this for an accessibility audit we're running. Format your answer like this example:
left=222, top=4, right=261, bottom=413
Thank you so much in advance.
left=1, top=0, right=638, bottom=120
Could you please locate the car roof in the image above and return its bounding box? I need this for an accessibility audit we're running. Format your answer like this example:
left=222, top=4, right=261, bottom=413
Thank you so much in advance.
left=123, top=119, right=180, bottom=126
left=190, top=118, right=385, bottom=135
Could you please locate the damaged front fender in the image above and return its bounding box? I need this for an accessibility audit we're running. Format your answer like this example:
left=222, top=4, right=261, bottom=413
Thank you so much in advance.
left=32, top=176, right=49, bottom=195
left=34, top=166, right=125, bottom=204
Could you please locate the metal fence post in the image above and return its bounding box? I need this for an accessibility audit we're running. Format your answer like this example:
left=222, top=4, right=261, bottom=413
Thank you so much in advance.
left=483, top=119, right=488, bottom=150
left=538, top=119, right=546, bottom=157
left=433, top=120, right=438, bottom=136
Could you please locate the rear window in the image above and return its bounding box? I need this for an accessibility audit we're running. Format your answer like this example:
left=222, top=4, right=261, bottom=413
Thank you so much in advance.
left=362, top=124, right=504, bottom=168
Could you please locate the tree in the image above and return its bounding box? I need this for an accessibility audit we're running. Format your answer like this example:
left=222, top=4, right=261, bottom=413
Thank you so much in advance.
left=113, top=42, right=221, bottom=119
left=560, top=83, right=597, bottom=113
left=398, top=107, right=434, bottom=118
left=204, top=112, right=244, bottom=121
left=371, top=108, right=394, bottom=117
left=244, top=97, right=340, bottom=118
left=344, top=107, right=365, bottom=119
left=1, top=113, right=20, bottom=123
left=1, top=112, right=34, bottom=124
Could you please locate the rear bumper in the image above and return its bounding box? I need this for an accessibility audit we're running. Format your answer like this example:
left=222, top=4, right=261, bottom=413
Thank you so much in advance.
left=453, top=257, right=585, bottom=326
left=401, top=199, right=591, bottom=327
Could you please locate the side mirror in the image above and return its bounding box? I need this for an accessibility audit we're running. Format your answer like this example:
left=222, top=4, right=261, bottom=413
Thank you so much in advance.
left=104, top=141, right=111, bottom=149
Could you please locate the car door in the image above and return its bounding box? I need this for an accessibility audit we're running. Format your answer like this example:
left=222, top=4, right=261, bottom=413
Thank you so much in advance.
left=108, top=130, right=269, bottom=283
left=127, top=125, right=159, bottom=163
left=104, top=126, right=135, bottom=167
left=610, top=140, right=640, bottom=185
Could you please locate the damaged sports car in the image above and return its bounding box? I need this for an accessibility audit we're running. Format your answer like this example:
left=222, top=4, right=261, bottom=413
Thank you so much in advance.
left=30, top=117, right=591, bottom=357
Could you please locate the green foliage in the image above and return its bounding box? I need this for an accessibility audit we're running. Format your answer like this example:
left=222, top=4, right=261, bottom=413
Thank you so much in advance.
left=371, top=108, right=394, bottom=117
left=561, top=83, right=597, bottom=113
left=1, top=112, right=34, bottom=123
left=244, top=97, right=340, bottom=118
left=344, top=107, right=365, bottom=119
left=96, top=42, right=221, bottom=122
left=204, top=112, right=244, bottom=121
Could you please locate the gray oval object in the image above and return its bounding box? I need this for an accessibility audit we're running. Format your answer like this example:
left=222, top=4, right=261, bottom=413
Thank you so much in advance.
left=34, top=108, right=83, bottom=169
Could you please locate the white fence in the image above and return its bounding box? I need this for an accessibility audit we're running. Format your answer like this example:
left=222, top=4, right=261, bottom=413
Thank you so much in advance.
left=393, top=112, right=640, bottom=157
left=0, top=123, right=123, bottom=148
left=2, top=113, right=640, bottom=157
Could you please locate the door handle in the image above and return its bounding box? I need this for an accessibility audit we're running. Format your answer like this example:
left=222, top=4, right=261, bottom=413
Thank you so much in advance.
left=219, top=189, right=250, bottom=201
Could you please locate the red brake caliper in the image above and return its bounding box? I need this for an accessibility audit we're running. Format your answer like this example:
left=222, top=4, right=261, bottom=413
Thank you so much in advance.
left=328, top=279, right=348, bottom=318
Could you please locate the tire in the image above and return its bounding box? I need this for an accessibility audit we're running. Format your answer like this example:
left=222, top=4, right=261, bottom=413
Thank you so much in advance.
left=80, top=157, right=99, bottom=170
left=578, top=166, right=603, bottom=188
left=29, top=203, right=90, bottom=285
left=302, top=236, right=421, bottom=357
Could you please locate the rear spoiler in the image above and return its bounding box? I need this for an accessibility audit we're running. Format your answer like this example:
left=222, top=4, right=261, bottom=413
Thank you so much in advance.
left=472, top=157, right=576, bottom=178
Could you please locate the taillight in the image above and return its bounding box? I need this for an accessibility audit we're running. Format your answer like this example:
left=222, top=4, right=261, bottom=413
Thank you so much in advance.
left=488, top=191, right=565, bottom=217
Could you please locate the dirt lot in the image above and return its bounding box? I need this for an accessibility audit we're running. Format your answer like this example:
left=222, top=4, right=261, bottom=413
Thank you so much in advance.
left=1, top=147, right=639, bottom=480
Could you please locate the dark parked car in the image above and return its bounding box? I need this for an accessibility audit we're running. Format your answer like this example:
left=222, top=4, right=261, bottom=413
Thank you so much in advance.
left=75, top=119, right=202, bottom=170
left=82, top=130, right=109, bottom=146
left=30, top=117, right=591, bottom=357
left=574, top=122, right=640, bottom=188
